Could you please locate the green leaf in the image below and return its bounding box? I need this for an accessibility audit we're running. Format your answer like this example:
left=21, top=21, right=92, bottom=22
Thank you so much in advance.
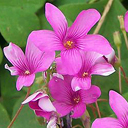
left=0, top=103, right=10, bottom=128
left=0, top=46, right=3, bottom=64
left=0, top=0, right=46, bottom=47
left=12, top=97, right=46, bottom=128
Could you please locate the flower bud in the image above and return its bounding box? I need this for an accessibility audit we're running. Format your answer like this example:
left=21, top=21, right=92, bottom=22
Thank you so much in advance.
left=113, top=31, right=121, bottom=48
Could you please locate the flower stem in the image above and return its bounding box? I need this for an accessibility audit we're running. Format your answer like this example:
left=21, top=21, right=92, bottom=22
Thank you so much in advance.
left=66, top=113, right=72, bottom=128
left=93, top=0, right=114, bottom=34
left=7, top=87, right=31, bottom=128
left=95, top=101, right=101, bottom=118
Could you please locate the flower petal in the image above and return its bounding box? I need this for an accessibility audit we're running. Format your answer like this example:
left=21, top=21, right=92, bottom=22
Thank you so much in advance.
left=71, top=102, right=86, bottom=118
left=124, top=11, right=128, bottom=32
left=45, top=3, right=68, bottom=40
left=3, top=43, right=28, bottom=70
left=92, top=118, right=122, bottom=128
left=53, top=101, right=73, bottom=117
left=79, top=85, right=101, bottom=104
left=90, top=63, right=115, bottom=76
left=49, top=76, right=73, bottom=103
left=38, top=97, right=56, bottom=112
left=71, top=76, right=91, bottom=91
left=77, top=34, right=112, bottom=55
left=68, top=9, right=100, bottom=39
left=60, top=49, right=82, bottom=75
left=28, top=30, right=64, bottom=52
left=109, top=90, right=128, bottom=125
left=16, top=74, right=35, bottom=91
left=5, top=64, right=18, bottom=76
left=25, top=40, right=55, bottom=72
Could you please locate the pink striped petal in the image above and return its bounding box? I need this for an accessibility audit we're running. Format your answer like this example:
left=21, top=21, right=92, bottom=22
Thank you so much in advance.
left=80, top=85, right=101, bottom=104
left=16, top=74, right=35, bottom=91
left=71, top=76, right=91, bottom=91
left=71, top=102, right=86, bottom=118
left=60, top=49, right=82, bottom=75
left=124, top=11, right=128, bottom=32
left=28, top=30, right=64, bottom=52
left=77, top=34, right=112, bottom=55
left=90, top=63, right=115, bottom=76
left=45, top=3, right=68, bottom=40
left=109, top=91, right=128, bottom=125
left=92, top=118, right=122, bottom=128
left=68, top=9, right=100, bottom=39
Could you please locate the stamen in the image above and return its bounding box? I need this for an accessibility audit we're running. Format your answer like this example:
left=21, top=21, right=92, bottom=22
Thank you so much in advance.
left=25, top=70, right=30, bottom=75
left=82, top=72, right=88, bottom=77
left=64, top=41, right=74, bottom=49
left=73, top=97, right=80, bottom=104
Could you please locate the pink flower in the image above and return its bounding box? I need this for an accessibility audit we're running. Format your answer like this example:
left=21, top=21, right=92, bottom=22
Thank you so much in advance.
left=92, top=90, right=128, bottom=128
left=3, top=41, right=55, bottom=91
left=48, top=76, right=101, bottom=118
left=28, top=3, right=112, bottom=75
left=22, top=91, right=56, bottom=121
left=56, top=52, right=115, bottom=91
left=124, top=11, right=128, bottom=32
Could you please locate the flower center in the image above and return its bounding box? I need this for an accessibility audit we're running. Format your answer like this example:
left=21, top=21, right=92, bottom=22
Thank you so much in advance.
left=82, top=72, right=88, bottom=77
left=25, top=70, right=30, bottom=75
left=64, top=41, right=74, bottom=49
left=73, top=97, right=80, bottom=104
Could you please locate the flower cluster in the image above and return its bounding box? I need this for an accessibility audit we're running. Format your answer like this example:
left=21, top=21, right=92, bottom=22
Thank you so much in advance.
left=3, top=3, right=128, bottom=128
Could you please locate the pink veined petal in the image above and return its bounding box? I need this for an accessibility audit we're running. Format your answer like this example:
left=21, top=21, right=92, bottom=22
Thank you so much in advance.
left=109, top=90, right=128, bottom=125
left=124, top=11, right=128, bottom=32
left=53, top=101, right=73, bottom=117
left=49, top=77, right=73, bottom=104
left=71, top=76, right=91, bottom=91
left=90, top=63, right=115, bottom=76
left=38, top=97, right=56, bottom=112
left=55, top=57, right=67, bottom=75
left=68, top=9, right=101, bottom=39
left=71, top=102, right=86, bottom=118
left=60, top=49, right=82, bottom=75
left=79, top=85, right=101, bottom=104
left=77, top=34, right=112, bottom=55
left=28, top=30, right=64, bottom=52
left=45, top=3, right=68, bottom=40
left=3, top=43, right=28, bottom=70
left=5, top=64, right=18, bottom=76
left=16, top=74, right=35, bottom=91
left=35, top=110, right=52, bottom=121
left=92, top=118, right=123, bottom=128
left=25, top=40, right=55, bottom=72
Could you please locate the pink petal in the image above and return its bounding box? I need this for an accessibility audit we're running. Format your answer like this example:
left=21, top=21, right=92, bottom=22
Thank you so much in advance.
left=25, top=40, right=55, bottom=72
left=49, top=77, right=73, bottom=103
left=5, top=64, right=18, bottom=76
left=38, top=97, right=56, bottom=112
left=16, top=74, right=35, bottom=91
left=79, top=85, right=101, bottom=104
left=124, top=11, right=128, bottom=32
left=71, top=76, right=91, bottom=91
left=28, top=30, right=64, bottom=52
left=29, top=101, right=41, bottom=110
left=55, top=57, right=67, bottom=75
left=77, top=34, right=112, bottom=55
left=68, top=9, right=100, bottom=39
left=71, top=102, right=86, bottom=118
left=109, top=90, right=128, bottom=125
left=3, top=43, right=28, bottom=69
left=45, top=3, right=68, bottom=40
left=53, top=101, right=73, bottom=117
left=105, top=48, right=115, bottom=63
left=60, top=49, right=82, bottom=75
left=92, top=118, right=122, bottom=128
left=90, top=63, right=115, bottom=76
left=47, top=116, right=57, bottom=128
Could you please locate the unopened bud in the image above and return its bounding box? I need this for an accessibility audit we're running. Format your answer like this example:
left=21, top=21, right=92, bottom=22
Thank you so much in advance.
left=118, top=15, right=125, bottom=31
left=113, top=31, right=121, bottom=48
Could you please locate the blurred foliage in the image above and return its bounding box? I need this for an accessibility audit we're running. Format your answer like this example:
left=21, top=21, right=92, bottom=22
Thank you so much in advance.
left=0, top=0, right=128, bottom=127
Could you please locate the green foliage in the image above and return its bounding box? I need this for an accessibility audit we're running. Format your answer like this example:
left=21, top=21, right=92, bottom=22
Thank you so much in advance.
left=0, top=46, right=3, bottom=64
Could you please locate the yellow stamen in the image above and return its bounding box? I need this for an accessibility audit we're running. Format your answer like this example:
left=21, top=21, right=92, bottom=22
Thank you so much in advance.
left=64, top=41, right=74, bottom=49
left=25, top=70, right=30, bottom=75
left=74, top=97, right=80, bottom=104
left=82, top=72, right=88, bottom=77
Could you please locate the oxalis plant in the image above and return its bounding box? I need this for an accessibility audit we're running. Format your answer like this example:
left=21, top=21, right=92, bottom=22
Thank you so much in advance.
left=1, top=0, right=128, bottom=128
